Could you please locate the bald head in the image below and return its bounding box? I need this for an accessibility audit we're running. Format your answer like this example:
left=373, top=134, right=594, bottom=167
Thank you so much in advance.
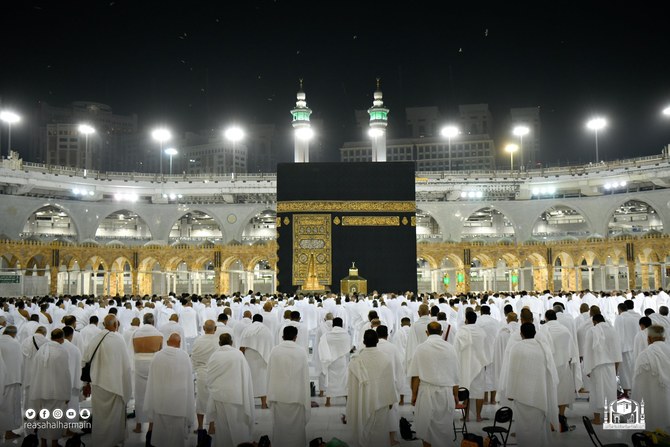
left=418, top=304, right=430, bottom=316
left=203, top=320, right=216, bottom=334
left=426, top=321, right=443, bottom=336
left=131, top=317, right=141, bottom=327
left=103, top=315, right=119, bottom=331
left=167, top=333, right=181, bottom=348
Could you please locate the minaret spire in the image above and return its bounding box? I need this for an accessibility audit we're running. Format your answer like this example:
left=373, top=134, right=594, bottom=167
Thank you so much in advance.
left=291, top=79, right=313, bottom=163
left=368, top=77, right=389, bottom=162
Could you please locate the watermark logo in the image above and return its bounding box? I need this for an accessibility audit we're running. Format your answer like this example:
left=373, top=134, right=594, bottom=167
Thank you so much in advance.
left=25, top=409, right=36, bottom=420
left=52, top=409, right=63, bottom=420
left=65, top=409, right=77, bottom=420
left=80, top=409, right=91, bottom=420
left=604, top=397, right=645, bottom=430
left=39, top=409, right=50, bottom=419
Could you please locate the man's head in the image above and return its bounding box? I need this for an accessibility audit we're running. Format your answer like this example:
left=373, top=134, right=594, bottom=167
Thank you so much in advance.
left=625, top=300, right=635, bottom=310
left=376, top=325, right=389, bottom=339
left=427, top=321, right=443, bottom=336
left=519, top=308, right=534, bottom=324
left=169, top=314, right=179, bottom=323
left=481, top=305, right=490, bottom=315
left=131, top=317, right=140, bottom=327
left=520, top=323, right=536, bottom=340
left=370, top=318, right=381, bottom=329
left=219, top=333, right=233, bottom=346
left=333, top=317, right=343, bottom=328
left=503, top=304, right=514, bottom=315
left=143, top=313, right=155, bottom=326
left=51, top=328, right=65, bottom=344
left=104, top=315, right=119, bottom=332
left=243, top=310, right=252, bottom=319
left=36, top=326, right=47, bottom=336
left=506, top=312, right=518, bottom=323
left=363, top=329, right=379, bottom=348
left=282, top=325, right=298, bottom=341
left=659, top=306, right=669, bottom=317
left=218, top=313, right=228, bottom=323
left=545, top=309, right=557, bottom=322
left=63, top=315, right=76, bottom=327
left=263, top=301, right=273, bottom=312
left=589, top=305, right=601, bottom=317
left=465, top=311, right=477, bottom=325
left=167, top=333, right=181, bottom=348
left=3, top=325, right=17, bottom=338
left=367, top=310, right=379, bottom=322
left=63, top=325, right=74, bottom=341
left=203, top=320, right=216, bottom=334
left=647, top=325, right=665, bottom=344
left=592, top=313, right=606, bottom=325
left=580, top=303, right=590, bottom=313
left=418, top=304, right=430, bottom=317
left=30, top=314, right=39, bottom=322
left=88, top=315, right=99, bottom=325
left=290, top=311, right=301, bottom=322
left=252, top=314, right=263, bottom=324
left=639, top=316, right=652, bottom=330
left=401, top=317, right=411, bottom=327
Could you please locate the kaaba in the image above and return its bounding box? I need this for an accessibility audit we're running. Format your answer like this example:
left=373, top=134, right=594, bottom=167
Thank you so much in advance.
left=276, top=162, right=417, bottom=294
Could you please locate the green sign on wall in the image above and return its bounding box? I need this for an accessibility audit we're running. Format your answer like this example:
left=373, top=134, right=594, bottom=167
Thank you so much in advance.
left=0, top=275, right=20, bottom=284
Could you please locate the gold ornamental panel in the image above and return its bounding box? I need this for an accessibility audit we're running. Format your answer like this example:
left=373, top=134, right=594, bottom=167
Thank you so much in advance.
left=292, top=214, right=331, bottom=286
left=341, top=216, right=400, bottom=226
left=277, top=201, right=416, bottom=213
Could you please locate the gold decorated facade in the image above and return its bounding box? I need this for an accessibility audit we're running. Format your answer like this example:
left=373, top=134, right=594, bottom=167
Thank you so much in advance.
left=0, top=234, right=669, bottom=296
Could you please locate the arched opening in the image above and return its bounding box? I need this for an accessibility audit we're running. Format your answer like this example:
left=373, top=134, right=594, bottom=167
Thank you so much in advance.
left=608, top=200, right=663, bottom=236
left=96, top=210, right=152, bottom=243
left=252, top=259, right=275, bottom=294
left=438, top=257, right=459, bottom=294
left=170, top=211, right=223, bottom=243
left=462, top=207, right=515, bottom=241
left=225, top=259, right=246, bottom=295
left=416, top=258, right=432, bottom=293
left=603, top=255, right=627, bottom=291
left=242, top=209, right=276, bottom=243
left=532, top=206, right=590, bottom=240
left=553, top=257, right=563, bottom=291
left=22, top=206, right=77, bottom=241
left=415, top=209, right=441, bottom=242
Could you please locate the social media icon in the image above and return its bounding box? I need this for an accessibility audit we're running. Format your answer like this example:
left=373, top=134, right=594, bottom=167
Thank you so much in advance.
left=66, top=409, right=77, bottom=420
left=52, top=409, right=63, bottom=420
left=25, top=409, right=36, bottom=420
left=39, top=409, right=50, bottom=419
left=80, top=409, right=91, bottom=419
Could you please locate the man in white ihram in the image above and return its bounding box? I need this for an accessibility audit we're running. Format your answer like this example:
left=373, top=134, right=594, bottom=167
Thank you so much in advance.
left=318, top=317, right=351, bottom=407
left=30, top=328, right=71, bottom=447
left=143, top=333, right=195, bottom=447
left=267, top=325, right=311, bottom=447
left=408, top=321, right=460, bottom=447
left=132, top=313, right=163, bottom=433
left=206, top=333, right=255, bottom=447
left=83, top=315, right=132, bottom=447
left=239, top=313, right=274, bottom=409
left=191, top=319, right=220, bottom=433
left=453, top=311, right=490, bottom=422
left=504, top=323, right=559, bottom=447
left=0, top=325, right=22, bottom=441
left=347, top=329, right=396, bottom=447
left=632, top=325, right=670, bottom=431
left=582, top=313, right=622, bottom=425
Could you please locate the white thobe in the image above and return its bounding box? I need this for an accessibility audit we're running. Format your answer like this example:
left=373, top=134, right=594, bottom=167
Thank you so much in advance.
left=21, top=333, right=48, bottom=410
left=0, top=335, right=22, bottom=432
left=408, top=335, right=460, bottom=447
left=267, top=341, right=311, bottom=447
left=540, top=320, right=581, bottom=405
left=239, top=322, right=274, bottom=397
left=631, top=341, right=670, bottom=431
left=476, top=314, right=502, bottom=391
left=190, top=333, right=220, bottom=414
left=133, top=325, right=163, bottom=423
left=492, top=322, right=519, bottom=389
left=318, top=326, right=351, bottom=398
left=505, top=339, right=559, bottom=447
left=62, top=339, right=82, bottom=413
left=143, top=347, right=195, bottom=447
left=347, top=347, right=396, bottom=447
left=453, top=324, right=490, bottom=399
left=582, top=323, right=622, bottom=412
left=614, top=310, right=640, bottom=389
left=206, top=346, right=255, bottom=447
left=404, top=315, right=432, bottom=366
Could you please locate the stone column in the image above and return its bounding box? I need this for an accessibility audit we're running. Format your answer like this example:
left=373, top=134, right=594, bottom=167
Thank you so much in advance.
left=131, top=269, right=139, bottom=296
left=640, top=263, right=650, bottom=290
left=50, top=267, right=59, bottom=296
left=652, top=263, right=662, bottom=290
left=627, top=260, right=636, bottom=290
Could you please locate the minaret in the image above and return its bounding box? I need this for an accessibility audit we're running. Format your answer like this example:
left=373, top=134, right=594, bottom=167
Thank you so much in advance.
left=368, top=77, right=389, bottom=162
left=291, top=79, right=313, bottom=163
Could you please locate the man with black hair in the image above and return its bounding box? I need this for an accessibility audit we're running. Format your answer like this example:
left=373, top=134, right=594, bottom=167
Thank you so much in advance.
left=61, top=325, right=82, bottom=417
left=376, top=325, right=403, bottom=445
left=633, top=316, right=653, bottom=361
left=347, top=329, right=396, bottom=447
left=80, top=315, right=102, bottom=352
left=583, top=314, right=622, bottom=425
left=476, top=305, right=502, bottom=405
left=318, top=317, right=351, bottom=407
left=505, top=323, right=559, bottom=447
left=614, top=301, right=639, bottom=396
left=239, top=314, right=274, bottom=409
left=267, top=325, right=311, bottom=447
left=454, top=311, right=490, bottom=422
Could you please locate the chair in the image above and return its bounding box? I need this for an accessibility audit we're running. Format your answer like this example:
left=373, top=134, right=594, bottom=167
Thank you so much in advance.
left=631, top=432, right=653, bottom=447
left=453, top=387, right=469, bottom=441
left=482, top=406, right=513, bottom=447
left=582, top=416, right=629, bottom=447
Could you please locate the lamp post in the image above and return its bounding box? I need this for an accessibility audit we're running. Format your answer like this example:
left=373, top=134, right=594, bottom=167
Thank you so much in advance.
left=505, top=143, right=519, bottom=171
left=164, top=147, right=178, bottom=175
left=151, top=127, right=172, bottom=177
left=78, top=124, right=95, bottom=170
left=512, top=125, right=530, bottom=170
left=0, top=110, right=21, bottom=157
left=224, top=125, right=245, bottom=175
left=440, top=125, right=460, bottom=172
left=586, top=117, right=607, bottom=163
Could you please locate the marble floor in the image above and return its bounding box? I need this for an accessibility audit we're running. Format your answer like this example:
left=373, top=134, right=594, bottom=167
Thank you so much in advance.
left=0, top=395, right=643, bottom=447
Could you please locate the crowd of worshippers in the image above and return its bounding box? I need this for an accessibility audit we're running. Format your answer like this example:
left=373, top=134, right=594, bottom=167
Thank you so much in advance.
left=0, top=288, right=669, bottom=447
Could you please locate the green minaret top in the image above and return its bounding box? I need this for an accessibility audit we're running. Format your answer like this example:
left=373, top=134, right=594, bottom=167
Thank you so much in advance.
left=291, top=78, right=312, bottom=124
left=368, top=77, right=389, bottom=124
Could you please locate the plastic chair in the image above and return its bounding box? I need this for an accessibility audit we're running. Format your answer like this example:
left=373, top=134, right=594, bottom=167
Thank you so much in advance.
left=631, top=432, right=653, bottom=447
left=582, top=416, right=629, bottom=447
left=482, top=406, right=513, bottom=447
left=453, top=387, right=469, bottom=441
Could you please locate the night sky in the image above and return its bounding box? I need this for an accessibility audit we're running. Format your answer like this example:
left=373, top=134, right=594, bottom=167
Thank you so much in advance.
left=2, top=0, right=669, bottom=166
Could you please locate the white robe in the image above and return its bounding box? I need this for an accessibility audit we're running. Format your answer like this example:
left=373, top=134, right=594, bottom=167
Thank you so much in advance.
left=347, top=347, right=397, bottom=447
left=492, top=321, right=519, bottom=389
left=21, top=333, right=48, bottom=409
left=133, top=325, right=163, bottom=422
left=318, top=326, right=351, bottom=398
left=239, top=322, right=274, bottom=397
left=62, top=339, right=82, bottom=413
left=144, top=347, right=195, bottom=447
left=190, top=333, right=220, bottom=414
left=408, top=335, right=460, bottom=446
left=614, top=310, right=640, bottom=389
left=582, top=323, right=622, bottom=412
left=0, top=334, right=22, bottom=432
left=631, top=341, right=670, bottom=431
left=404, top=315, right=432, bottom=367
left=267, top=340, right=311, bottom=447
left=540, top=320, right=581, bottom=405
left=504, top=339, right=559, bottom=447
left=84, top=330, right=132, bottom=447
left=453, top=324, right=490, bottom=398
left=206, top=346, right=255, bottom=447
